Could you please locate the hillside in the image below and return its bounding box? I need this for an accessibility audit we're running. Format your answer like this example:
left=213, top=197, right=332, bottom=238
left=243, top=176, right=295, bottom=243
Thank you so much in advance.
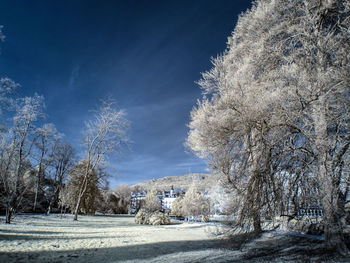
left=132, top=173, right=221, bottom=192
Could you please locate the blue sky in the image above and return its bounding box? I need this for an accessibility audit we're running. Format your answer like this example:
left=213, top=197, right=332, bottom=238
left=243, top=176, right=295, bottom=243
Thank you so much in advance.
left=0, top=0, right=252, bottom=188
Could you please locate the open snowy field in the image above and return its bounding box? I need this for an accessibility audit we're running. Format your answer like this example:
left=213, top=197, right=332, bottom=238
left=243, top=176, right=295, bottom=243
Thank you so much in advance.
left=0, top=214, right=231, bottom=263
left=0, top=214, right=346, bottom=262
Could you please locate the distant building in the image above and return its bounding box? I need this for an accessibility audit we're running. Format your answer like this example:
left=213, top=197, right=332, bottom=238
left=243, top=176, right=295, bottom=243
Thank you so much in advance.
left=161, top=186, right=185, bottom=211
left=162, top=186, right=176, bottom=211
left=129, top=186, right=185, bottom=213
left=130, top=191, right=147, bottom=214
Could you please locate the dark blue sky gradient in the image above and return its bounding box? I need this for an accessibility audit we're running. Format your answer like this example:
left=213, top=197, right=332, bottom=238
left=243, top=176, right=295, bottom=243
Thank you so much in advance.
left=0, top=0, right=252, bottom=187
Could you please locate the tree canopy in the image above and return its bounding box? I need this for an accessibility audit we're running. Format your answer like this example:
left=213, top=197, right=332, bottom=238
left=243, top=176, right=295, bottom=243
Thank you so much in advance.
left=187, top=0, right=350, bottom=254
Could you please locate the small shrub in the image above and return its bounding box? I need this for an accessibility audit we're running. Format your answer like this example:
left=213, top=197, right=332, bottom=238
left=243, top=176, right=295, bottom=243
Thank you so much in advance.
left=135, top=209, right=149, bottom=224
left=135, top=209, right=171, bottom=225
left=149, top=212, right=171, bottom=225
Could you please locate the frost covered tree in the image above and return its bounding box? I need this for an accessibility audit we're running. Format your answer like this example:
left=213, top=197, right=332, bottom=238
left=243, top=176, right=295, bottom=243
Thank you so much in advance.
left=249, top=0, right=350, bottom=252
left=272, top=1, right=350, bottom=253
left=114, top=184, right=131, bottom=197
left=0, top=78, right=19, bottom=123
left=73, top=100, right=129, bottom=220
left=0, top=27, right=44, bottom=222
left=0, top=78, right=20, bottom=219
left=182, top=184, right=209, bottom=218
left=112, top=184, right=131, bottom=213
left=67, top=161, right=100, bottom=215
left=171, top=196, right=184, bottom=217
left=58, top=184, right=70, bottom=216
left=187, top=0, right=350, bottom=253
left=1, top=94, right=45, bottom=223
left=143, top=189, right=162, bottom=213
left=0, top=26, right=70, bottom=220
left=0, top=79, right=19, bottom=190
left=46, top=140, right=75, bottom=214
left=209, top=182, right=238, bottom=216
left=187, top=1, right=288, bottom=233
left=97, top=190, right=127, bottom=214
left=32, top=123, right=60, bottom=212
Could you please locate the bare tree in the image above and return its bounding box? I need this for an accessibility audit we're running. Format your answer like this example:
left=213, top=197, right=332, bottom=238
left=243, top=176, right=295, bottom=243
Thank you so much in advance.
left=73, top=100, right=129, bottom=220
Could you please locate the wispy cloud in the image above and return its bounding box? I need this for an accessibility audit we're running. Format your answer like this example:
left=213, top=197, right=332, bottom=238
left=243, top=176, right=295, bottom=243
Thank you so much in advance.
left=68, top=65, right=80, bottom=91
left=175, top=159, right=207, bottom=168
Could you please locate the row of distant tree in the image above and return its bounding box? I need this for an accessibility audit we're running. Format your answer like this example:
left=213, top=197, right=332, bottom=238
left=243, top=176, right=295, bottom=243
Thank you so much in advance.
left=0, top=26, right=129, bottom=223
left=186, top=0, right=350, bottom=255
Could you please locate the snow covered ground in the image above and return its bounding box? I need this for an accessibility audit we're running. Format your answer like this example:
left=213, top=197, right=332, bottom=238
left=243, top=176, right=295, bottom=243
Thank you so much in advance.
left=0, top=214, right=229, bottom=262
left=0, top=214, right=346, bottom=262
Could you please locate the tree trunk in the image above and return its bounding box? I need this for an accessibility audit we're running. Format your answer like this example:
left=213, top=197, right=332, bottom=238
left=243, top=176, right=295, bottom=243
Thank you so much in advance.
left=73, top=194, right=81, bottom=221
left=324, top=215, right=347, bottom=254
left=6, top=195, right=17, bottom=224
left=73, top=168, right=90, bottom=221
left=33, top=158, right=44, bottom=212
left=60, top=204, right=66, bottom=218
left=247, top=130, right=263, bottom=235
left=5, top=205, right=13, bottom=224
left=319, top=160, right=348, bottom=255
left=314, top=97, right=348, bottom=255
left=253, top=213, right=262, bottom=234
left=46, top=203, right=51, bottom=215
left=33, top=176, right=39, bottom=212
